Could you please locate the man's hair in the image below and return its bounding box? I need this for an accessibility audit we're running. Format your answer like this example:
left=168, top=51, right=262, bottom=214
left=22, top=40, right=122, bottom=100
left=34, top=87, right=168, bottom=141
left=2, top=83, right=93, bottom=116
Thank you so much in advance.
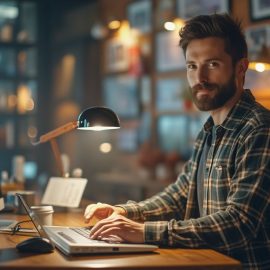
left=179, top=13, right=248, bottom=65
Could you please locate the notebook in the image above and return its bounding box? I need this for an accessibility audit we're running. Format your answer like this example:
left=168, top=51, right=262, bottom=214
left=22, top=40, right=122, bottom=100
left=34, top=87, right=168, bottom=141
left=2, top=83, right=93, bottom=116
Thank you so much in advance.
left=0, top=219, right=17, bottom=230
left=16, top=193, right=158, bottom=255
left=0, top=197, right=17, bottom=230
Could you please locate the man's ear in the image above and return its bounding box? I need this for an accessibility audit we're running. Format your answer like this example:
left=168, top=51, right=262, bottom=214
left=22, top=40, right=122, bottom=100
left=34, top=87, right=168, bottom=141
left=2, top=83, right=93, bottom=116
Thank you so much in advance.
left=237, top=58, right=249, bottom=75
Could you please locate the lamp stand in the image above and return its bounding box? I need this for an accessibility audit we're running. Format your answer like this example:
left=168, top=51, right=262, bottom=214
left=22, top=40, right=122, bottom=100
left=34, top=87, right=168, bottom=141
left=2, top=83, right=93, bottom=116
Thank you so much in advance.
left=33, top=121, right=78, bottom=177
left=49, top=138, right=64, bottom=177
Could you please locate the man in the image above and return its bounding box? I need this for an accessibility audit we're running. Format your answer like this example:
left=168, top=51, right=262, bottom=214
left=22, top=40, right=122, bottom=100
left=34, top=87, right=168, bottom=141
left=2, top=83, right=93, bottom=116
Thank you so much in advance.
left=84, top=14, right=270, bottom=270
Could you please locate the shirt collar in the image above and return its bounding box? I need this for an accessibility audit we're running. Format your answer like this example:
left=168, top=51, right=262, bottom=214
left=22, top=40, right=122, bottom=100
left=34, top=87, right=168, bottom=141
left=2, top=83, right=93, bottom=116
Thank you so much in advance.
left=203, top=89, right=255, bottom=133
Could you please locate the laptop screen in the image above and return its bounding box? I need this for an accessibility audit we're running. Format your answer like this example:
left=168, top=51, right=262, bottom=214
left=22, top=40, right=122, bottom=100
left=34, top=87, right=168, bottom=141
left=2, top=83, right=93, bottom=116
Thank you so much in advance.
left=16, top=193, right=54, bottom=245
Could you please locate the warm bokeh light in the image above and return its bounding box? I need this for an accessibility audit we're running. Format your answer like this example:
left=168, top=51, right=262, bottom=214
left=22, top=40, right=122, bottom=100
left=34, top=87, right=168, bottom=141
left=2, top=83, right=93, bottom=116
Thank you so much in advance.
left=164, top=21, right=176, bottom=31
left=99, top=142, right=112, bottom=153
left=117, top=20, right=130, bottom=39
left=174, top=18, right=185, bottom=29
left=54, top=54, right=76, bottom=99
left=255, top=63, right=266, bottom=72
left=26, top=98, right=35, bottom=111
left=17, top=84, right=32, bottom=114
left=164, top=18, right=185, bottom=32
left=28, top=126, right=38, bottom=138
left=108, top=20, right=121, bottom=30
left=249, top=62, right=270, bottom=72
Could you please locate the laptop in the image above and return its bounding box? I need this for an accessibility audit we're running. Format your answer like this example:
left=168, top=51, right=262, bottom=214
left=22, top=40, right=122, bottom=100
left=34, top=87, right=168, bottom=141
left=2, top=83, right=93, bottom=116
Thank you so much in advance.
left=16, top=193, right=158, bottom=255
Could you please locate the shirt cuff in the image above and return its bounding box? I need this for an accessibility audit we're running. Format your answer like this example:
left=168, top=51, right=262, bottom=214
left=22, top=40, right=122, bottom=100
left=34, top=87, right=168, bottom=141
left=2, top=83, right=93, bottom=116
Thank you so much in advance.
left=115, top=202, right=143, bottom=220
left=144, top=221, right=169, bottom=246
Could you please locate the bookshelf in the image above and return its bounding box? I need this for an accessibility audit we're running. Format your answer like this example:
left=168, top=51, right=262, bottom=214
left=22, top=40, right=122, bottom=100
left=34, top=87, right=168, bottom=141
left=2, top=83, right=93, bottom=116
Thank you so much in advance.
left=0, top=0, right=38, bottom=177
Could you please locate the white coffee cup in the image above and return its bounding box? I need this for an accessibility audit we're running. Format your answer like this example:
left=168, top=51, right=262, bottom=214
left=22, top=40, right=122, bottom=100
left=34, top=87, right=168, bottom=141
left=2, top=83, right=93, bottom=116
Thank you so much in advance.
left=31, top=205, right=54, bottom=226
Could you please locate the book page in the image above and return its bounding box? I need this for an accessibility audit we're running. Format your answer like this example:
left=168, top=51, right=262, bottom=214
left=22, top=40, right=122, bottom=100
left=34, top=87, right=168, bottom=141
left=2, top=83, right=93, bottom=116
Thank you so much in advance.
left=41, top=177, right=87, bottom=207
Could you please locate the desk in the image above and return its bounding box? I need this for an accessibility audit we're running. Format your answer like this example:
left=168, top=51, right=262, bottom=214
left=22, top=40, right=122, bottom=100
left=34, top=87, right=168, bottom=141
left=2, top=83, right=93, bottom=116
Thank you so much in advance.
left=0, top=212, right=242, bottom=270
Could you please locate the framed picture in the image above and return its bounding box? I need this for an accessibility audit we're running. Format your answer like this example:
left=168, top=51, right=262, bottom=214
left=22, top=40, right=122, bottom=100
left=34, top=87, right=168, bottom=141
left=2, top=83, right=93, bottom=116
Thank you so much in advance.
left=250, top=0, right=270, bottom=21
left=154, top=0, right=175, bottom=30
left=156, top=78, right=187, bottom=113
left=140, top=76, right=151, bottom=107
left=156, top=31, right=186, bottom=72
left=103, top=75, right=139, bottom=119
left=138, top=111, right=151, bottom=143
left=116, top=120, right=139, bottom=153
left=245, top=24, right=270, bottom=60
left=105, top=38, right=129, bottom=73
left=157, top=115, right=190, bottom=157
left=127, top=0, right=152, bottom=34
left=157, top=114, right=207, bottom=159
left=177, top=0, right=230, bottom=19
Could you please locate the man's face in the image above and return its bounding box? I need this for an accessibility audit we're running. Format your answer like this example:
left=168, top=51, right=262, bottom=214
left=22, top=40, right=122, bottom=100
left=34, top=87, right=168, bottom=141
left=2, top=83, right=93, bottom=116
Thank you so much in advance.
left=185, top=37, right=237, bottom=111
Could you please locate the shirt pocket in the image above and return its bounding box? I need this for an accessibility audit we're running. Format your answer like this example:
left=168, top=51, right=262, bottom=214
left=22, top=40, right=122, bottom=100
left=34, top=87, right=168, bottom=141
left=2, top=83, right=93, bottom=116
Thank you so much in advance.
left=209, top=162, right=232, bottom=210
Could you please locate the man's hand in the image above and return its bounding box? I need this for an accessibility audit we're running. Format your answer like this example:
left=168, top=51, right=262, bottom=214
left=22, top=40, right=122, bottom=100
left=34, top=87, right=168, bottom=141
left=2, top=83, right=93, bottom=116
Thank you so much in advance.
left=89, top=214, right=145, bottom=243
left=84, top=203, right=126, bottom=224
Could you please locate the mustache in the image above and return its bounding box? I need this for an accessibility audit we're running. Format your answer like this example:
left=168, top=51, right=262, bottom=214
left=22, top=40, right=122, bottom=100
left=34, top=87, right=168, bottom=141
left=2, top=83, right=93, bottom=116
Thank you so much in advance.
left=192, top=82, right=218, bottom=93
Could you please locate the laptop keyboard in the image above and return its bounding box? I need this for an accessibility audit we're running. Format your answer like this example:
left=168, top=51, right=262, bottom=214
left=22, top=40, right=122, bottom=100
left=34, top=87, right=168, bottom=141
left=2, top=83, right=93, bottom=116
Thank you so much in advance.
left=71, top=227, right=93, bottom=239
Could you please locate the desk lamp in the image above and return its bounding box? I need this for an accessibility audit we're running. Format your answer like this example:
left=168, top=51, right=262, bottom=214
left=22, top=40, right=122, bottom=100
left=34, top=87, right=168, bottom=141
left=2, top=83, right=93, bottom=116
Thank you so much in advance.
left=33, top=107, right=120, bottom=177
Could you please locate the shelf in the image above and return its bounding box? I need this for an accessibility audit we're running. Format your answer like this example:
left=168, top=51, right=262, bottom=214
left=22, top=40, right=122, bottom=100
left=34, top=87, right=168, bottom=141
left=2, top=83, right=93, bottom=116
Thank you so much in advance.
left=0, top=0, right=39, bottom=175
left=0, top=74, right=37, bottom=81
left=0, top=41, right=36, bottom=48
left=0, top=111, right=36, bottom=117
left=1, top=182, right=25, bottom=195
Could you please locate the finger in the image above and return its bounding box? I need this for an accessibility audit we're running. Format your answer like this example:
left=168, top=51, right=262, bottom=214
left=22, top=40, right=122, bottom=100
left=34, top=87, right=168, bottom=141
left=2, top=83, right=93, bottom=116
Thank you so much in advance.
left=84, top=204, right=112, bottom=222
left=89, top=214, right=125, bottom=235
left=99, top=227, right=122, bottom=238
left=91, top=226, right=122, bottom=240
left=84, top=204, right=98, bottom=220
left=90, top=219, right=122, bottom=239
left=84, top=203, right=107, bottom=218
left=101, top=234, right=123, bottom=243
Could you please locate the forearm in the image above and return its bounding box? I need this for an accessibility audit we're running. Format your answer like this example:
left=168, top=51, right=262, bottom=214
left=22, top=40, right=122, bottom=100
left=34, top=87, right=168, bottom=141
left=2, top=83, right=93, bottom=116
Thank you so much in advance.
left=117, top=179, right=189, bottom=221
left=143, top=207, right=261, bottom=252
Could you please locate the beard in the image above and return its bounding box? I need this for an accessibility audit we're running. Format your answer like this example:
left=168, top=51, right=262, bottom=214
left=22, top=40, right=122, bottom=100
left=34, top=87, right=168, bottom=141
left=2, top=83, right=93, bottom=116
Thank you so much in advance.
left=190, top=73, right=237, bottom=111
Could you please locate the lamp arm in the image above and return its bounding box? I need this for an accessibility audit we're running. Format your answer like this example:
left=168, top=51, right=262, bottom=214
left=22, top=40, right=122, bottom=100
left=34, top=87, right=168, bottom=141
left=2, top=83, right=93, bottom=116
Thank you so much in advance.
left=50, top=138, right=64, bottom=177
left=33, top=121, right=78, bottom=145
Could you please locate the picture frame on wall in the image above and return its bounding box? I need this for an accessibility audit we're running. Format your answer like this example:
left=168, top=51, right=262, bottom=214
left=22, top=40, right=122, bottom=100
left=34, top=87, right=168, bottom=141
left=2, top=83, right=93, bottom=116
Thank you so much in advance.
left=156, top=78, right=187, bottom=113
left=157, top=115, right=190, bottom=157
left=250, top=0, right=270, bottom=21
left=156, top=31, right=186, bottom=72
left=245, top=24, right=270, bottom=60
left=154, top=0, right=175, bottom=30
left=116, top=120, right=139, bottom=153
left=105, top=38, right=129, bottom=73
left=103, top=75, right=139, bottom=119
left=127, top=0, right=152, bottom=34
left=177, top=0, right=230, bottom=19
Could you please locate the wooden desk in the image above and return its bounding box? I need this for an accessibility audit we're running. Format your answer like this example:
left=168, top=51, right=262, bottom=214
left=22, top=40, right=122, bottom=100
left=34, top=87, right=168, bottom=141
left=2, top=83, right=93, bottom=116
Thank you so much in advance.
left=0, top=212, right=242, bottom=270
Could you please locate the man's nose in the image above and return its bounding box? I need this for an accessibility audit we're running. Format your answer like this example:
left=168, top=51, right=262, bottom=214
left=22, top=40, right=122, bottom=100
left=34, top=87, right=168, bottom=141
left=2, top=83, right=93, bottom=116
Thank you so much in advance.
left=195, top=66, right=208, bottom=84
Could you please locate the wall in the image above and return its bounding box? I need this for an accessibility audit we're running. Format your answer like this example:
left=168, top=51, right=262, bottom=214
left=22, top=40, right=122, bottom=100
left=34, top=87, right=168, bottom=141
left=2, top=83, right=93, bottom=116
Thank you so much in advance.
left=83, top=0, right=270, bottom=203
left=38, top=0, right=270, bottom=203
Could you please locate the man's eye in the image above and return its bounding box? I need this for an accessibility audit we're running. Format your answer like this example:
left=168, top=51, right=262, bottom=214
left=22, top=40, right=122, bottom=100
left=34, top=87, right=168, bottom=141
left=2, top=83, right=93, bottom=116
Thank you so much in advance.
left=209, top=62, right=219, bottom=68
left=187, top=64, right=196, bottom=70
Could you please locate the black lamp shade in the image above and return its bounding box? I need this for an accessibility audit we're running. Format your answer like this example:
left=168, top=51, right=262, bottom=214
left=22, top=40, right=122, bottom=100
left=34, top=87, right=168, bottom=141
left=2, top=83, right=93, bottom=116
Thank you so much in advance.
left=77, top=107, right=120, bottom=130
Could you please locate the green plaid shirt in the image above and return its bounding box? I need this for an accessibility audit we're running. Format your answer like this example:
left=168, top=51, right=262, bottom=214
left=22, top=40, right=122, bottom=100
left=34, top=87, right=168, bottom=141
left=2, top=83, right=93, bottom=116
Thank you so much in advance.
left=119, top=90, right=270, bottom=270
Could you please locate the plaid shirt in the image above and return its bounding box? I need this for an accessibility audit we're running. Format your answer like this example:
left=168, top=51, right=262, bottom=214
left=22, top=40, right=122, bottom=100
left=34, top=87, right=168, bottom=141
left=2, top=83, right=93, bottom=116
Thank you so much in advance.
left=119, top=90, right=270, bottom=270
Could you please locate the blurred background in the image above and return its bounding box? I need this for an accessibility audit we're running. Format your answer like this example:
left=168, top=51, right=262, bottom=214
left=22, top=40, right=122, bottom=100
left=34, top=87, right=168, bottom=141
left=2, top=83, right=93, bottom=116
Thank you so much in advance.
left=1, top=0, right=270, bottom=204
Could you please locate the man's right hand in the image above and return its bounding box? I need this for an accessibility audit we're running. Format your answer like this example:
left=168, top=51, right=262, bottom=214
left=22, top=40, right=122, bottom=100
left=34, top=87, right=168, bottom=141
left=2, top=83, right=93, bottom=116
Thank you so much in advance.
left=84, top=203, right=126, bottom=225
